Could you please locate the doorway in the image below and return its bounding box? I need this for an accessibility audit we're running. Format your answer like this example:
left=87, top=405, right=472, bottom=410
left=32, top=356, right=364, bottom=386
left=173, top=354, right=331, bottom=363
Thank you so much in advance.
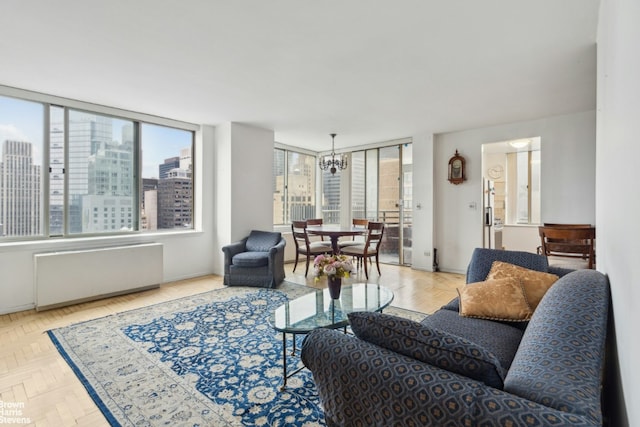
left=482, top=137, right=541, bottom=251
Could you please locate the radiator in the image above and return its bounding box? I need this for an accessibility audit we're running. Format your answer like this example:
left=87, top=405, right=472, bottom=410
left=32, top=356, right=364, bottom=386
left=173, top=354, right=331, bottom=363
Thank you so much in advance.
left=34, top=243, right=163, bottom=311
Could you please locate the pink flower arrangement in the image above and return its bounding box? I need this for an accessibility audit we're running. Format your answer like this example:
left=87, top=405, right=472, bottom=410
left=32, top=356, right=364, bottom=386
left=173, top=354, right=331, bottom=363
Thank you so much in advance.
left=313, top=254, right=353, bottom=280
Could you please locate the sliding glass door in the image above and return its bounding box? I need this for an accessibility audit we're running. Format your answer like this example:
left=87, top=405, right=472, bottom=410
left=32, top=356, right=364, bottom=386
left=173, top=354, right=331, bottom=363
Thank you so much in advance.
left=351, top=142, right=412, bottom=265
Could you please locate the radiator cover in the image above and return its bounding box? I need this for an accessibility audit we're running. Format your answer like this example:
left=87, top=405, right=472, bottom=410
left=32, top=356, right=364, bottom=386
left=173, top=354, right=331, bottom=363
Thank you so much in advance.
left=34, top=243, right=163, bottom=310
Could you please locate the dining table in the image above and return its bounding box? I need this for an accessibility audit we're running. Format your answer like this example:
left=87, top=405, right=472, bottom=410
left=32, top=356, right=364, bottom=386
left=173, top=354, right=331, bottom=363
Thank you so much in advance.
left=306, top=225, right=367, bottom=255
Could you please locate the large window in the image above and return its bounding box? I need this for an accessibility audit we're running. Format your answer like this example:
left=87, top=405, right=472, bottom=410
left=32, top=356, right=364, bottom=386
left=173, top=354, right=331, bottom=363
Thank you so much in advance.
left=273, top=148, right=317, bottom=225
left=0, top=92, right=195, bottom=240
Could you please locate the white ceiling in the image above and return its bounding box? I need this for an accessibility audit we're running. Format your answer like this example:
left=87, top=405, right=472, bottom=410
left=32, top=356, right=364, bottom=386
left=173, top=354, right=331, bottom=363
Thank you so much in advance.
left=0, top=0, right=599, bottom=152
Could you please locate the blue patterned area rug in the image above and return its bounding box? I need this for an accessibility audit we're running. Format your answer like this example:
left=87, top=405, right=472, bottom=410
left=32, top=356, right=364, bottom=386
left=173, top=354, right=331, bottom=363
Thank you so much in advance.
left=47, top=282, right=425, bottom=426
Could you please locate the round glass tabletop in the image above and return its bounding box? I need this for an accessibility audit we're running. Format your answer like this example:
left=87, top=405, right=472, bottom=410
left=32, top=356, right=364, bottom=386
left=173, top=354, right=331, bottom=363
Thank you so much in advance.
left=268, top=283, right=394, bottom=334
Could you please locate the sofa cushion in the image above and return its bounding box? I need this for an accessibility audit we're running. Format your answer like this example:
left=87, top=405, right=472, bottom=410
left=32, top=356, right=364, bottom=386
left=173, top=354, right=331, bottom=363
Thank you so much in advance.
left=232, top=251, right=269, bottom=267
left=422, top=308, right=524, bottom=373
left=245, top=230, right=282, bottom=252
left=458, top=278, right=533, bottom=321
left=486, top=261, right=559, bottom=310
left=348, top=311, right=507, bottom=388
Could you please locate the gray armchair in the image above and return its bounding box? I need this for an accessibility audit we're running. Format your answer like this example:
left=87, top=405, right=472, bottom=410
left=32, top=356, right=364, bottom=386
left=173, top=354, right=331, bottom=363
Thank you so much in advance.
left=221, top=230, right=286, bottom=288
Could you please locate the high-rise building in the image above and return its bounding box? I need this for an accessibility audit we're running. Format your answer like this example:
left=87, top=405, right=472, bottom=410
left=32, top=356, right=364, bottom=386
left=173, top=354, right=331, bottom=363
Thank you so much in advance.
left=66, top=112, right=115, bottom=233
left=180, top=147, right=192, bottom=170
left=158, top=168, right=192, bottom=229
left=81, top=140, right=135, bottom=232
left=159, top=156, right=180, bottom=179
left=49, top=115, right=65, bottom=235
left=0, top=140, right=41, bottom=236
left=141, top=178, right=158, bottom=231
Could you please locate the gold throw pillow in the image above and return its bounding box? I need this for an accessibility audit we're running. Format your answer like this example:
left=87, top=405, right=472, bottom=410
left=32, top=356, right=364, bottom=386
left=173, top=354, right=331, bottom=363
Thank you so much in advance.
left=458, top=278, right=533, bottom=322
left=486, top=261, right=559, bottom=310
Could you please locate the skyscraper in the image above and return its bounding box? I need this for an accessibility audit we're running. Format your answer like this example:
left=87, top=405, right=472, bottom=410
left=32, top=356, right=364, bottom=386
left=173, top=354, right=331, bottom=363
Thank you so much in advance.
left=158, top=168, right=192, bottom=229
left=159, top=156, right=180, bottom=179
left=0, top=140, right=41, bottom=236
left=81, top=140, right=135, bottom=232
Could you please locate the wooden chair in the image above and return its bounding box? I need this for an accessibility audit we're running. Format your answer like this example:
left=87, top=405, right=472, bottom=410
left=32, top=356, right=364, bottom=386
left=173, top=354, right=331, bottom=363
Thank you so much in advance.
left=305, top=218, right=326, bottom=242
left=338, top=218, right=369, bottom=250
left=538, top=225, right=596, bottom=269
left=536, top=223, right=593, bottom=254
left=291, top=221, right=331, bottom=276
left=340, top=222, right=385, bottom=279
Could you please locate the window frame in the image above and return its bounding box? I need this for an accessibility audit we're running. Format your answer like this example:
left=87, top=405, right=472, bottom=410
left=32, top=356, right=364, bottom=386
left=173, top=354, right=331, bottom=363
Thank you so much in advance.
left=0, top=85, right=199, bottom=242
left=273, top=143, right=319, bottom=226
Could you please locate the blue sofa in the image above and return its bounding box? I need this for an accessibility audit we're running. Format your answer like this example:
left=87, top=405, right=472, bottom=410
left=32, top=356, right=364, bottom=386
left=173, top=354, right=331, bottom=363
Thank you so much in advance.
left=301, top=248, right=609, bottom=426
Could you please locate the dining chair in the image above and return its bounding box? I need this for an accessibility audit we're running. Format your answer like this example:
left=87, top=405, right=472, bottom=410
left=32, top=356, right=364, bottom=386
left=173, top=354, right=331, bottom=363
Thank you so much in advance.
left=305, top=218, right=326, bottom=242
left=338, top=218, right=369, bottom=250
left=538, top=225, right=596, bottom=269
left=340, top=221, right=385, bottom=280
left=536, top=223, right=593, bottom=254
left=291, top=220, right=332, bottom=277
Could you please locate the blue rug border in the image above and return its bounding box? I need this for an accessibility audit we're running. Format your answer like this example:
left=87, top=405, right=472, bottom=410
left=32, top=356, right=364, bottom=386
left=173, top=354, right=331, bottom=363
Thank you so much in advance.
left=47, top=329, right=122, bottom=427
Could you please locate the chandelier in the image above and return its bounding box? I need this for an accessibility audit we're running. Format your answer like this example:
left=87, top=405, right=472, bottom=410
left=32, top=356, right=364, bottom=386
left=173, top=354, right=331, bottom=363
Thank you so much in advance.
left=318, top=133, right=348, bottom=175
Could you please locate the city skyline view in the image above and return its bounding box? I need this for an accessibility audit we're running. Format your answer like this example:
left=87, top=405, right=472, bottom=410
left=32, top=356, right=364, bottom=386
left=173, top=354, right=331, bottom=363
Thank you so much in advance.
left=0, top=96, right=191, bottom=179
left=0, top=94, right=194, bottom=237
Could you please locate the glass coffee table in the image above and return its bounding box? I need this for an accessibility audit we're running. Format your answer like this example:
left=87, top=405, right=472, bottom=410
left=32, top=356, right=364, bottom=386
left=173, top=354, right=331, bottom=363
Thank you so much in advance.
left=268, top=283, right=394, bottom=389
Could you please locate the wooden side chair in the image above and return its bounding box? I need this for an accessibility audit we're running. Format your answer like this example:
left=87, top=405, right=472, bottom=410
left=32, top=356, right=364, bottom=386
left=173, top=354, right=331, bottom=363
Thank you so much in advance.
left=340, top=221, right=385, bottom=279
left=305, top=218, right=326, bottom=242
left=338, top=218, right=369, bottom=250
left=291, top=221, right=331, bottom=276
left=538, top=225, right=596, bottom=269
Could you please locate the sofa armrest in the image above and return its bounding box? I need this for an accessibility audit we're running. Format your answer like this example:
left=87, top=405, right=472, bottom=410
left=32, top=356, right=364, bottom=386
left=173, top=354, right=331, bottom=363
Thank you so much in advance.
left=268, top=238, right=286, bottom=273
left=221, top=239, right=248, bottom=268
left=301, top=329, right=599, bottom=426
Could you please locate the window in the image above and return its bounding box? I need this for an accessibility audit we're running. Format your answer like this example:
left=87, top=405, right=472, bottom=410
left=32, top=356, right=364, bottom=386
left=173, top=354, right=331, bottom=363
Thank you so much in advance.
left=508, top=149, right=541, bottom=224
left=0, top=96, right=44, bottom=238
left=67, top=110, right=136, bottom=234
left=273, top=148, right=317, bottom=225
left=0, top=91, right=195, bottom=240
left=321, top=169, right=341, bottom=224
left=141, top=123, right=193, bottom=230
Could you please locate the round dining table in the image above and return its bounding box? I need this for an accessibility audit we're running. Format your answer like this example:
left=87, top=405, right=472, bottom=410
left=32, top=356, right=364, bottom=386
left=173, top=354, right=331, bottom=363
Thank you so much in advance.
left=306, top=225, right=366, bottom=255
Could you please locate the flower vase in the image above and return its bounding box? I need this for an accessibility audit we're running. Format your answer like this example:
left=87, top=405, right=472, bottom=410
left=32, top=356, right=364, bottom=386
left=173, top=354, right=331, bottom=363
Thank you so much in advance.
left=327, top=276, right=342, bottom=299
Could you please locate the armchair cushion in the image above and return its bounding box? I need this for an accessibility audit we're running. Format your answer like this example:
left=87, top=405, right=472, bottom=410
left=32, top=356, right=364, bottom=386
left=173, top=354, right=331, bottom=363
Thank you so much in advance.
left=232, top=251, right=269, bottom=268
left=348, top=311, right=507, bottom=388
left=245, top=230, right=282, bottom=252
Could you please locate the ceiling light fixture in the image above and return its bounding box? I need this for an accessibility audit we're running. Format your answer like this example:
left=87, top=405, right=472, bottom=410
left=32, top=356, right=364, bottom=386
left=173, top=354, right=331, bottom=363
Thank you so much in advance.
left=508, top=139, right=530, bottom=149
left=318, top=133, right=347, bottom=175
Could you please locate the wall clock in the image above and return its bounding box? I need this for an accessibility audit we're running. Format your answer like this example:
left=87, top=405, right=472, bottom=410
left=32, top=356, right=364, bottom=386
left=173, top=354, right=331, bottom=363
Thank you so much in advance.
left=448, top=150, right=466, bottom=185
left=488, top=165, right=503, bottom=180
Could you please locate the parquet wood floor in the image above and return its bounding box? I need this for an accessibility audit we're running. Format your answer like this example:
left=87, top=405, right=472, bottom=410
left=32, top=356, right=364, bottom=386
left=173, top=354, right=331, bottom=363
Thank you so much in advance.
left=0, top=263, right=464, bottom=426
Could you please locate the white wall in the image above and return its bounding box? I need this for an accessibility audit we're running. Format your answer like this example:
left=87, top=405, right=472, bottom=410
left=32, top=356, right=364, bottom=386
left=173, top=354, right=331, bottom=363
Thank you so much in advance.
left=212, top=122, right=275, bottom=274
left=430, top=110, right=596, bottom=273
left=597, top=0, right=639, bottom=424
left=0, top=126, right=218, bottom=314
left=410, top=132, right=435, bottom=271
